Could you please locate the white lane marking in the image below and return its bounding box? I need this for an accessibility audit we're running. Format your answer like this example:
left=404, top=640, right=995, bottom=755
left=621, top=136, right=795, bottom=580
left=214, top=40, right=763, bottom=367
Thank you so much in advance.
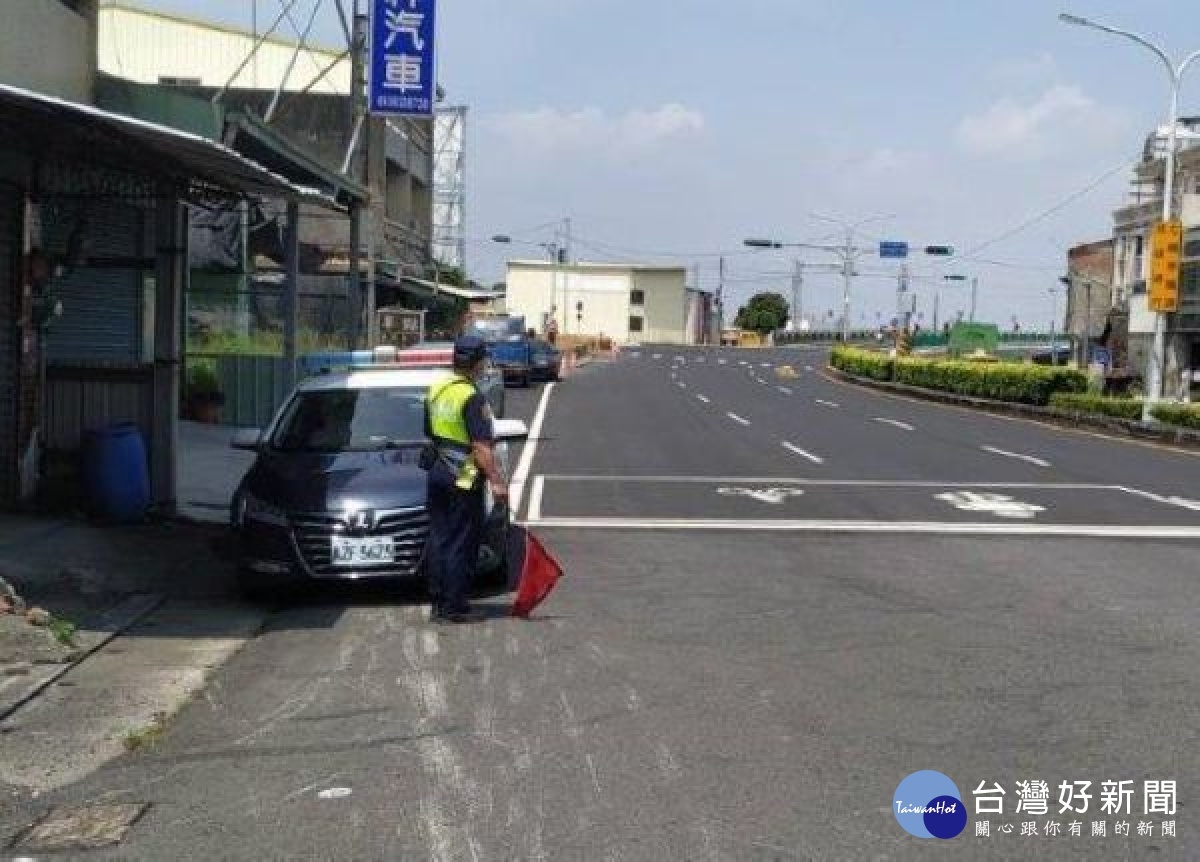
left=815, top=399, right=840, bottom=409
left=739, top=361, right=749, bottom=366
left=718, top=487, right=805, bottom=504
left=1113, top=486, right=1200, bottom=511
left=982, top=446, right=1051, bottom=468
left=935, top=491, right=1046, bottom=519
left=757, top=378, right=769, bottom=385
left=696, top=395, right=711, bottom=404
left=777, top=386, right=793, bottom=395
left=760, top=363, right=772, bottom=368
left=677, top=381, right=687, bottom=389
left=510, top=382, right=556, bottom=515
left=782, top=442, right=824, bottom=464
left=652, top=354, right=663, bottom=360
left=805, top=365, right=815, bottom=372
left=717, top=359, right=728, bottom=365
left=528, top=475, right=546, bottom=522
left=726, top=412, right=751, bottom=426
left=873, top=417, right=915, bottom=431
left=521, top=518, right=1200, bottom=539
left=538, top=476, right=1113, bottom=488
left=317, top=787, right=353, bottom=800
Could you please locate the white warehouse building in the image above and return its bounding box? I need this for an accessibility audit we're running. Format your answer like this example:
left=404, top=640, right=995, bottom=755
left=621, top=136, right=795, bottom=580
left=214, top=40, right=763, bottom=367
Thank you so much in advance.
left=503, top=260, right=713, bottom=346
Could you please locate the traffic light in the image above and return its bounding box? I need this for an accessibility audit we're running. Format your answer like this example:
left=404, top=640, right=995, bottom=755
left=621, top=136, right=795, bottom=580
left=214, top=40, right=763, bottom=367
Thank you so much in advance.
left=1149, top=220, right=1183, bottom=313
left=924, top=246, right=955, bottom=257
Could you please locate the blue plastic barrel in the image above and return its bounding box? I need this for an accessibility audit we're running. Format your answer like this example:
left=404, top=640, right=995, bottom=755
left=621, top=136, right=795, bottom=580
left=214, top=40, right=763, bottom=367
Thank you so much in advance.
left=82, top=423, right=150, bottom=522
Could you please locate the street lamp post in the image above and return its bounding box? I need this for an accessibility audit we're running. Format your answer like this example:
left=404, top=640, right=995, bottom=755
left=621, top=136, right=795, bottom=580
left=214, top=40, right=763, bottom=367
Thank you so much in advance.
left=1060, top=12, right=1200, bottom=418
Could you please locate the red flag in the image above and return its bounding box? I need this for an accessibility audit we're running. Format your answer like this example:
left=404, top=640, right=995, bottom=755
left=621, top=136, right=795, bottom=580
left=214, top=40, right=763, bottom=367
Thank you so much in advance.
left=507, top=525, right=564, bottom=618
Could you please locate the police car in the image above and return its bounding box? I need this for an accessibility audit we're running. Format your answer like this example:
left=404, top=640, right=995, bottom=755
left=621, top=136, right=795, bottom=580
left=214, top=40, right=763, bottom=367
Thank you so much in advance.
left=228, top=355, right=527, bottom=600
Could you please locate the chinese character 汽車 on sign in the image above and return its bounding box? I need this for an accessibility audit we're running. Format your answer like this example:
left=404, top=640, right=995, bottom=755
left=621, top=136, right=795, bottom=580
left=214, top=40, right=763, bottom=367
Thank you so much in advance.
left=369, top=0, right=437, bottom=117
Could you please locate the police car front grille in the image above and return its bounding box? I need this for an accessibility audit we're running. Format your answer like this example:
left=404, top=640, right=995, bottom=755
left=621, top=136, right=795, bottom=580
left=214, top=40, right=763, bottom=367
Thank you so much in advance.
left=291, top=508, right=430, bottom=578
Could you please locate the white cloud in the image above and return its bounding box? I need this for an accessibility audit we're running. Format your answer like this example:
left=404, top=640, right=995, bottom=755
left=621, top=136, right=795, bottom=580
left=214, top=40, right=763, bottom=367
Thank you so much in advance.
left=955, top=84, right=1125, bottom=160
left=486, top=103, right=705, bottom=158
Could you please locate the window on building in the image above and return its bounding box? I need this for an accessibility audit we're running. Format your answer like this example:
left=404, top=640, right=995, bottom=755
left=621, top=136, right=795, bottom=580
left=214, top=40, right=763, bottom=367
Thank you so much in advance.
left=630, top=289, right=645, bottom=307
left=629, top=316, right=644, bottom=333
left=158, top=76, right=203, bottom=87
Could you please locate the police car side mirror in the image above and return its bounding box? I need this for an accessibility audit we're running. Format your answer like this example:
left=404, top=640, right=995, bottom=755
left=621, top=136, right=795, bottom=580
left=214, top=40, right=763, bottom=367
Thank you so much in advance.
left=231, top=428, right=264, bottom=451
left=493, top=419, right=529, bottom=442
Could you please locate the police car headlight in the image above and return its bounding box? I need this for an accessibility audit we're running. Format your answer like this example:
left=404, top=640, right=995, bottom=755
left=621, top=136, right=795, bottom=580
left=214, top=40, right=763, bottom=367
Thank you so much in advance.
left=238, top=493, right=288, bottom=527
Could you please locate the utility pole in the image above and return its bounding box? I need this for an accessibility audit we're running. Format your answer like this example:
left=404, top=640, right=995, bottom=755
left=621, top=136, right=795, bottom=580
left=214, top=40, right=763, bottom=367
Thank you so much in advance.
left=790, top=260, right=804, bottom=331
left=896, top=264, right=909, bottom=330
left=933, top=292, right=940, bottom=332
left=718, top=256, right=726, bottom=334
left=840, top=229, right=854, bottom=343
left=345, top=1, right=367, bottom=347
left=969, top=277, right=979, bottom=323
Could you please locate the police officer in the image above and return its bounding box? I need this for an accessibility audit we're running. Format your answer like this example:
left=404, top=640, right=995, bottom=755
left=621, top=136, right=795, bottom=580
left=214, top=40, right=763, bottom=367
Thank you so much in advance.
left=424, top=336, right=508, bottom=623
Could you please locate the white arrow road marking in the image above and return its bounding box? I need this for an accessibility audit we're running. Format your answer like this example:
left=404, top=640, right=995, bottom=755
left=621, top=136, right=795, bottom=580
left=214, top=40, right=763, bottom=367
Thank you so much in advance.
left=782, top=442, right=824, bottom=464
left=935, top=491, right=1046, bottom=520
left=777, top=386, right=793, bottom=395
left=873, top=417, right=915, bottom=431
left=815, top=399, right=840, bottom=408
left=717, top=487, right=806, bottom=504
left=696, top=394, right=711, bottom=404
left=726, top=412, right=751, bottom=426
left=982, top=446, right=1051, bottom=468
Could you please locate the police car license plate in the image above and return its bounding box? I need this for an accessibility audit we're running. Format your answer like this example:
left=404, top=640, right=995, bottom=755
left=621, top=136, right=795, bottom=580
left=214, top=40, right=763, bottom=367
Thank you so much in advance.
left=331, top=537, right=394, bottom=566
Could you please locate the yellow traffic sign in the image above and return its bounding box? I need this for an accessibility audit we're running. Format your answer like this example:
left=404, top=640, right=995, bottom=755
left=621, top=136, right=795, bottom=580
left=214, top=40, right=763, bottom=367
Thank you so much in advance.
left=1149, top=219, right=1183, bottom=313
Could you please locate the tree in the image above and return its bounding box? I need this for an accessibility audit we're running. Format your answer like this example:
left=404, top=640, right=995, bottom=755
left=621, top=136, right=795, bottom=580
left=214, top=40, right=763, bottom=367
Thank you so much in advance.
left=735, top=292, right=790, bottom=334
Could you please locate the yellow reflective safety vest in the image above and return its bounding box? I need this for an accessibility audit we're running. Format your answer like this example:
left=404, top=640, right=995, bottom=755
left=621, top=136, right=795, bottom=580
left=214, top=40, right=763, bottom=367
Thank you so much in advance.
left=426, top=374, right=481, bottom=490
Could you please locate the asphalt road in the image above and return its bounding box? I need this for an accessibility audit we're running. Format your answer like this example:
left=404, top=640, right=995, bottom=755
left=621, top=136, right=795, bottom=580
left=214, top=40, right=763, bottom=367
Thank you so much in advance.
left=6, top=347, right=1200, bottom=861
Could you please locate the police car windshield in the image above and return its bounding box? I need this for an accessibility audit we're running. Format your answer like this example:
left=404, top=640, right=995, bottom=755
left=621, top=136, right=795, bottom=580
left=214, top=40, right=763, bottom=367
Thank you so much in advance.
left=271, top=387, right=426, bottom=453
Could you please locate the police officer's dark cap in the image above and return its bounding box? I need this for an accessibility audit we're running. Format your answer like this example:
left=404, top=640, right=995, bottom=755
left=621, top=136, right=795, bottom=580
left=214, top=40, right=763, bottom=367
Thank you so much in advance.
left=453, top=335, right=488, bottom=365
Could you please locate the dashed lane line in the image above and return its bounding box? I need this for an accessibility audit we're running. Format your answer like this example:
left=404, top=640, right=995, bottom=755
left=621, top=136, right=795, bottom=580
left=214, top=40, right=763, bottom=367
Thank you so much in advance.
left=727, top=412, right=752, bottom=426
left=982, top=446, right=1051, bottom=468
left=782, top=442, right=825, bottom=464
left=873, top=417, right=915, bottom=431
left=696, top=395, right=711, bottom=404
left=815, top=399, right=840, bottom=409
left=777, top=386, right=793, bottom=395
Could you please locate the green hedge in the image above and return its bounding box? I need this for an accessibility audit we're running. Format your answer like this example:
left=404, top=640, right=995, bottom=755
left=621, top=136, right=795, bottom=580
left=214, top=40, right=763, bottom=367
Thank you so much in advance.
left=1048, top=393, right=1143, bottom=420
left=830, top=347, right=1087, bottom=405
left=1150, top=403, right=1200, bottom=430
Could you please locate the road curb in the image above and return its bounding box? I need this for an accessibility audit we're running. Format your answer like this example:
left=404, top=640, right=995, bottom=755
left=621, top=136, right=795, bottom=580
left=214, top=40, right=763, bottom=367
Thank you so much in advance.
left=826, top=367, right=1200, bottom=450
left=0, top=593, right=165, bottom=722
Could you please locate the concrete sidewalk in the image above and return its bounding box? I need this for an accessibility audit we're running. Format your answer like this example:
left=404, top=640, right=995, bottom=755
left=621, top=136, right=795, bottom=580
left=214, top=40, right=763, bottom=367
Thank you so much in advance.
left=0, top=514, right=266, bottom=795
left=178, top=420, right=256, bottom=524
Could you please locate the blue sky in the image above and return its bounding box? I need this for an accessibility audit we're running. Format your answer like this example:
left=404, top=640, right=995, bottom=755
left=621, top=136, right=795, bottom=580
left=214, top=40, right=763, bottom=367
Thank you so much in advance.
left=147, top=0, right=1200, bottom=327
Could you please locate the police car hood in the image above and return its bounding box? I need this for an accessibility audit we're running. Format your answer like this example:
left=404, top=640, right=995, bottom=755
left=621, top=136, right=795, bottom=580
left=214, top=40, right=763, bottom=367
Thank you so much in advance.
left=247, top=449, right=427, bottom=513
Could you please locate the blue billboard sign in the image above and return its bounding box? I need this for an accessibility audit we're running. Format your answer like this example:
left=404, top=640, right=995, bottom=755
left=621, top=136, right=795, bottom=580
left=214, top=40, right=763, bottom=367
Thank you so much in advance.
left=369, top=0, right=437, bottom=117
left=879, top=241, right=909, bottom=259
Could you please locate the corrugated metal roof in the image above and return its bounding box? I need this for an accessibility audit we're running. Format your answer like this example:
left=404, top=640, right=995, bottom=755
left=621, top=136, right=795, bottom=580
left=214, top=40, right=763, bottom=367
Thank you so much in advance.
left=0, top=82, right=342, bottom=209
left=401, top=277, right=501, bottom=302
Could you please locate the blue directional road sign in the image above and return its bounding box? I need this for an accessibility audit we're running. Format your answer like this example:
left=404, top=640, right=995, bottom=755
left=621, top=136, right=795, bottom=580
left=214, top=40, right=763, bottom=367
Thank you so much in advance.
left=369, top=0, right=437, bottom=117
left=879, top=241, right=909, bottom=259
